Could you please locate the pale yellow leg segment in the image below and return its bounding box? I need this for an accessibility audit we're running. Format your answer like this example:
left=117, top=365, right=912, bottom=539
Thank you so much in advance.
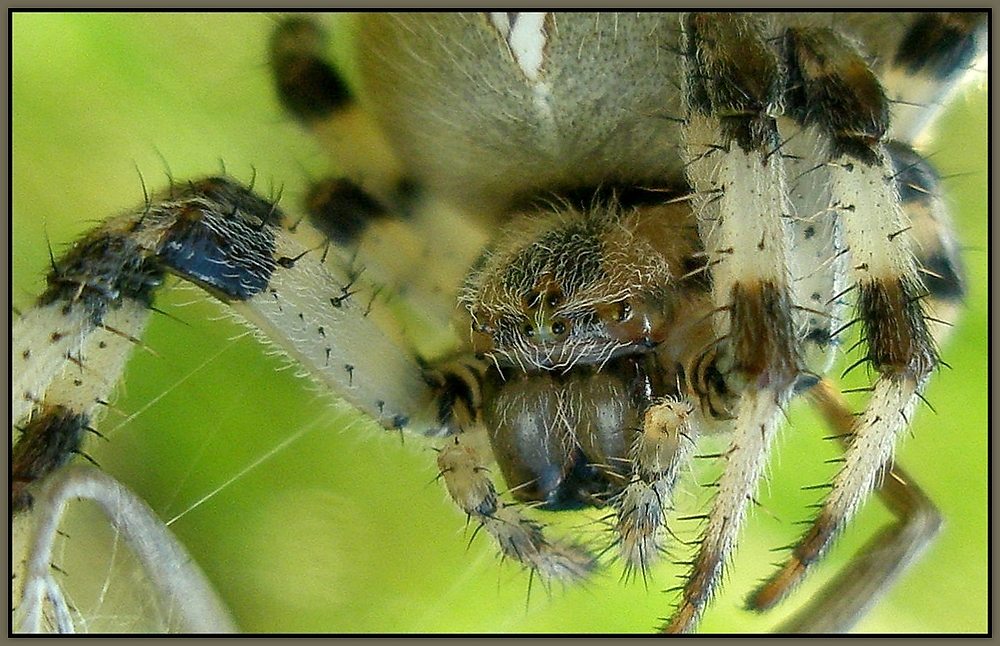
left=614, top=397, right=697, bottom=580
left=436, top=436, right=596, bottom=583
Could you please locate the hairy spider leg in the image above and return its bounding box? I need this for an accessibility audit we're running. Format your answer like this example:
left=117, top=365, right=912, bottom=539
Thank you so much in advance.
left=747, top=14, right=985, bottom=613
left=270, top=15, right=487, bottom=339
left=664, top=13, right=804, bottom=633
left=772, top=379, right=943, bottom=633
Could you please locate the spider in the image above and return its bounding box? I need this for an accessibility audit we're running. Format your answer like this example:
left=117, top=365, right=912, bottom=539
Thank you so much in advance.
left=15, top=12, right=988, bottom=630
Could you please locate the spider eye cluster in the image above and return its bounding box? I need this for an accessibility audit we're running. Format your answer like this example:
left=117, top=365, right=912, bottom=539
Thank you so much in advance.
left=462, top=207, right=674, bottom=371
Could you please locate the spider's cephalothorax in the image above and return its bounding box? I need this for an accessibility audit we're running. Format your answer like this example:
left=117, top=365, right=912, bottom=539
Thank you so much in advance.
left=12, top=12, right=985, bottom=633
left=462, top=199, right=709, bottom=509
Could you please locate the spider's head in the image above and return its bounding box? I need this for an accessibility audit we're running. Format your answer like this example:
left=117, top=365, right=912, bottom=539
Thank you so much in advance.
left=461, top=206, right=677, bottom=373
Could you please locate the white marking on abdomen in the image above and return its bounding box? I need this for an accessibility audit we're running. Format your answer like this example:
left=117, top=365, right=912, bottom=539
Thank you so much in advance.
left=490, top=12, right=548, bottom=81
left=488, top=12, right=555, bottom=128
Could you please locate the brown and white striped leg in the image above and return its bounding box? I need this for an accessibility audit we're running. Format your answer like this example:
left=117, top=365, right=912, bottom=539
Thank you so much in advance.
left=12, top=178, right=444, bottom=510
left=767, top=379, right=941, bottom=633
left=270, top=15, right=485, bottom=335
left=748, top=26, right=941, bottom=614
left=270, top=15, right=404, bottom=205
left=12, top=176, right=467, bottom=632
left=665, top=14, right=802, bottom=632
left=13, top=220, right=162, bottom=512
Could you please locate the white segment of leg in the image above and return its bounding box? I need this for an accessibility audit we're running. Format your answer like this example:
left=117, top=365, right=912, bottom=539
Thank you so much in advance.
left=665, top=387, right=785, bottom=632
left=230, top=225, right=437, bottom=431
left=13, top=301, right=151, bottom=426
left=778, top=121, right=848, bottom=375
left=13, top=305, right=91, bottom=424
left=699, top=389, right=784, bottom=575
left=826, top=376, right=924, bottom=537
left=832, top=150, right=915, bottom=283
left=684, top=115, right=794, bottom=334
left=37, top=304, right=148, bottom=414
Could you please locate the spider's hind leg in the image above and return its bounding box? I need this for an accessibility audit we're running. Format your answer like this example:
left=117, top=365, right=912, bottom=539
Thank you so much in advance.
left=746, top=20, right=983, bottom=620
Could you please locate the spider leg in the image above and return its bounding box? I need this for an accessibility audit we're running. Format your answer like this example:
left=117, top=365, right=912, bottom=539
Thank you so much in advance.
left=13, top=177, right=442, bottom=509
left=614, top=397, right=698, bottom=582
left=12, top=176, right=468, bottom=631
left=747, top=24, right=972, bottom=615
left=270, top=15, right=404, bottom=205
left=884, top=141, right=967, bottom=344
left=13, top=218, right=162, bottom=512
left=665, top=14, right=802, bottom=632
left=750, top=130, right=971, bottom=622
left=270, top=15, right=487, bottom=337
left=766, top=379, right=941, bottom=633
left=871, top=13, right=988, bottom=142
left=780, top=121, right=848, bottom=382
left=271, top=13, right=599, bottom=589
left=436, top=434, right=596, bottom=583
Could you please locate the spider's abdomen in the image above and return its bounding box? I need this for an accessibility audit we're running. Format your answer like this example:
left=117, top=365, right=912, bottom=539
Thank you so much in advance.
left=357, top=13, right=686, bottom=211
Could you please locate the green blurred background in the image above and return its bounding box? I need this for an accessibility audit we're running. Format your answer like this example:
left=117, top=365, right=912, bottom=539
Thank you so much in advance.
left=11, top=13, right=987, bottom=633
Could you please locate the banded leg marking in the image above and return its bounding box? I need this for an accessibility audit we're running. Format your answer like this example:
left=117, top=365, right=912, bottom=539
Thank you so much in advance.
left=669, top=13, right=802, bottom=632
left=750, top=25, right=942, bottom=611
left=12, top=177, right=442, bottom=512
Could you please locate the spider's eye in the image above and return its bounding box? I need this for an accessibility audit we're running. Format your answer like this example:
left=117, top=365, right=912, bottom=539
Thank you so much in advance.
left=523, top=290, right=541, bottom=309
left=546, top=290, right=563, bottom=308
left=522, top=323, right=535, bottom=337
left=616, top=300, right=632, bottom=322
left=551, top=320, right=567, bottom=335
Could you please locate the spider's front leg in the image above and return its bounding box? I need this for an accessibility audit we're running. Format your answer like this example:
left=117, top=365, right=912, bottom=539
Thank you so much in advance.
left=11, top=176, right=448, bottom=632
left=267, top=15, right=600, bottom=582
left=13, top=177, right=439, bottom=493
left=664, top=13, right=802, bottom=633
